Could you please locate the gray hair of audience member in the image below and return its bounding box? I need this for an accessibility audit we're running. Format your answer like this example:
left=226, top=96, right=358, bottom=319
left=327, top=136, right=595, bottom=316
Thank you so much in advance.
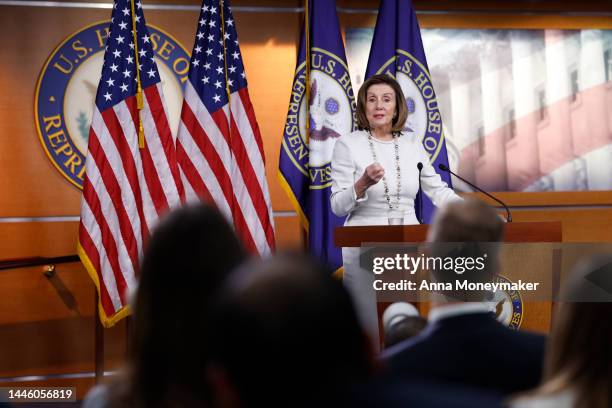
left=206, top=252, right=373, bottom=407
left=537, top=255, right=612, bottom=408
left=382, top=303, right=427, bottom=348
left=427, top=198, right=504, bottom=302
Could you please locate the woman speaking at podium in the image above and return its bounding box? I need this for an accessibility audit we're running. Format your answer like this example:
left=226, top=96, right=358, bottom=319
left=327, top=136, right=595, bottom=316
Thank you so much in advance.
left=330, top=74, right=460, bottom=349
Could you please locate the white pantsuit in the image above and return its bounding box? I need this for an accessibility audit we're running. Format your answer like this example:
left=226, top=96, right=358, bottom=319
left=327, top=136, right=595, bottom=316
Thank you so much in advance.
left=331, top=130, right=461, bottom=349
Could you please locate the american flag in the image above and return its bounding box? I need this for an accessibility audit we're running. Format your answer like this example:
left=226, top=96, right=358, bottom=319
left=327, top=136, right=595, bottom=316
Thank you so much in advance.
left=176, top=0, right=275, bottom=255
left=78, top=0, right=184, bottom=327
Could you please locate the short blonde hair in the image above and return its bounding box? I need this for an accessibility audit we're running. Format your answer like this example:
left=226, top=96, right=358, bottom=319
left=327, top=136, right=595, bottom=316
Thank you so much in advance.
left=356, top=74, right=408, bottom=133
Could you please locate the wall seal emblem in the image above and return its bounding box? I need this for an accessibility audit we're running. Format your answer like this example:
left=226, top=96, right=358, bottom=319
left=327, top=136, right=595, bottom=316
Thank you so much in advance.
left=35, top=20, right=190, bottom=189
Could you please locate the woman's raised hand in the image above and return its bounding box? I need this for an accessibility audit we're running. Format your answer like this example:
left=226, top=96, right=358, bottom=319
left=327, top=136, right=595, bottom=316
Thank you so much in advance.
left=362, top=163, right=385, bottom=186
left=354, top=163, right=385, bottom=198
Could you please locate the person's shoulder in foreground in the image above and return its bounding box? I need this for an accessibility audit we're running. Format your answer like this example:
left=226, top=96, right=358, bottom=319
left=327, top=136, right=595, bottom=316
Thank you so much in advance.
left=381, top=309, right=546, bottom=394
left=380, top=198, right=546, bottom=395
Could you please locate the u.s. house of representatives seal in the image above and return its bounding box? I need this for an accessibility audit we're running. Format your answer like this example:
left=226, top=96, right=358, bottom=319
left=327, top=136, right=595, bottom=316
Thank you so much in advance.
left=35, top=21, right=190, bottom=189
left=376, top=51, right=445, bottom=163
left=282, top=47, right=357, bottom=189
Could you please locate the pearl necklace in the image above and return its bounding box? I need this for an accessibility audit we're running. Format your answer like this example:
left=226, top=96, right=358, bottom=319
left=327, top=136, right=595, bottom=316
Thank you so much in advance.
left=367, top=130, right=401, bottom=210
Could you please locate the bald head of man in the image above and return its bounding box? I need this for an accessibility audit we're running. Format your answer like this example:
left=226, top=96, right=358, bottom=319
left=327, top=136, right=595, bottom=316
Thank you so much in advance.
left=427, top=198, right=504, bottom=302
left=428, top=197, right=503, bottom=244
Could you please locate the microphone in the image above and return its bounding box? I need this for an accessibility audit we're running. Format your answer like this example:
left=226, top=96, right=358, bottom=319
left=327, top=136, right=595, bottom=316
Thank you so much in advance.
left=416, top=162, right=424, bottom=224
left=437, top=163, right=512, bottom=222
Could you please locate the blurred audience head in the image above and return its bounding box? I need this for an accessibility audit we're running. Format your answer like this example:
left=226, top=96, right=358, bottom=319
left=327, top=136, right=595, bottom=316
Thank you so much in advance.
left=428, top=197, right=503, bottom=244
left=206, top=252, right=373, bottom=407
left=539, top=255, right=612, bottom=408
left=382, top=302, right=427, bottom=348
left=113, top=204, right=246, bottom=408
left=427, top=198, right=503, bottom=302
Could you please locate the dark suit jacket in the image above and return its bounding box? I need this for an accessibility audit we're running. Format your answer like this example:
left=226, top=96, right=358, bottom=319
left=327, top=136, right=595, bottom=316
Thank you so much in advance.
left=381, top=312, right=546, bottom=395
left=343, top=378, right=504, bottom=408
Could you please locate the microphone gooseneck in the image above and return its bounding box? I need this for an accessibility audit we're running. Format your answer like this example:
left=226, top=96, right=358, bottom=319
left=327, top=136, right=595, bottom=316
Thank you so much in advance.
left=416, top=162, right=424, bottom=224
left=437, top=164, right=512, bottom=222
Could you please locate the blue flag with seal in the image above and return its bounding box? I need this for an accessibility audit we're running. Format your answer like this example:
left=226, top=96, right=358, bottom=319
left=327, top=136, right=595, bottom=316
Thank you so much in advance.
left=365, top=0, right=452, bottom=223
left=278, top=0, right=357, bottom=271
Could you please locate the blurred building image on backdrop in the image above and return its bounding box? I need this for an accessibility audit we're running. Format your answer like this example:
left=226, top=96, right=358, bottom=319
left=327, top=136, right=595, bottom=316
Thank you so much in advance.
left=347, top=28, right=612, bottom=192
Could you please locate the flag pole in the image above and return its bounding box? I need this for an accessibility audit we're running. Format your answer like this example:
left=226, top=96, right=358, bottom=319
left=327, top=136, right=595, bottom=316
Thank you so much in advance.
left=304, top=0, right=311, bottom=146
left=301, top=0, right=311, bottom=250
left=130, top=0, right=145, bottom=148
left=219, top=0, right=237, bottom=220
left=220, top=0, right=231, bottom=109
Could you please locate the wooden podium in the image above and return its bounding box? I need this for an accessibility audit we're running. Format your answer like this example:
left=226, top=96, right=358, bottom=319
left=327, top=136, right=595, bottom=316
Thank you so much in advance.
left=335, top=222, right=562, bottom=335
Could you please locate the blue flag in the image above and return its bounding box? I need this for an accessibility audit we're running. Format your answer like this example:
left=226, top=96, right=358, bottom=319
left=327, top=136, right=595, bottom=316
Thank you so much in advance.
left=365, top=0, right=452, bottom=223
left=279, top=0, right=357, bottom=271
